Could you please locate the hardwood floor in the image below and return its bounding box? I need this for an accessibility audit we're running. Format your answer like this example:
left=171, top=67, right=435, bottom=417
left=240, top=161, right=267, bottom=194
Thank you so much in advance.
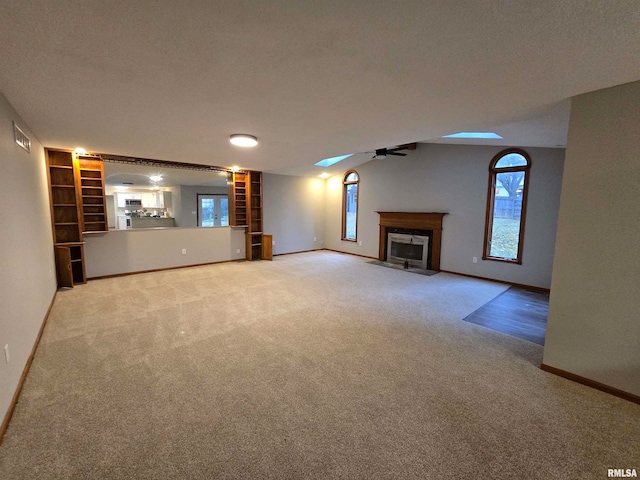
left=463, top=287, right=549, bottom=345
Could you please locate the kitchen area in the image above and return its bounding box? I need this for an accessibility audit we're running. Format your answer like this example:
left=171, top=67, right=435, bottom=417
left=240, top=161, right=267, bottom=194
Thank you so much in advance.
left=104, top=160, right=231, bottom=230
left=111, top=190, right=175, bottom=229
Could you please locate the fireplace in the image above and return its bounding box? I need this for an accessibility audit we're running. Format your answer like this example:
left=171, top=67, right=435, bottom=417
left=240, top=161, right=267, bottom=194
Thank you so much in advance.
left=377, top=212, right=447, bottom=271
left=387, top=233, right=429, bottom=269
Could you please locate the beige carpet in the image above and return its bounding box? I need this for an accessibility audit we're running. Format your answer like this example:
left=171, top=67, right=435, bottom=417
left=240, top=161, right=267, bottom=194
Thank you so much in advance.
left=0, top=251, right=638, bottom=479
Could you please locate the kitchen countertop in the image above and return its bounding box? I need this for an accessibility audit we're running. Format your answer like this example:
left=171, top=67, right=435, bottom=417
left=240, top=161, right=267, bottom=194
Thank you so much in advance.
left=130, top=217, right=176, bottom=228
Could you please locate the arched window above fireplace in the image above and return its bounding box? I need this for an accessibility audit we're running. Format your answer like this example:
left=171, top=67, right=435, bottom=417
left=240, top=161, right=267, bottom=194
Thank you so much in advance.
left=342, top=170, right=359, bottom=241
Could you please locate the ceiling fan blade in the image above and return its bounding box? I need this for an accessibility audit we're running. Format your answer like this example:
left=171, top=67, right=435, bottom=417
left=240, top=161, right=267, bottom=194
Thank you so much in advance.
left=387, top=143, right=417, bottom=154
left=371, top=143, right=417, bottom=159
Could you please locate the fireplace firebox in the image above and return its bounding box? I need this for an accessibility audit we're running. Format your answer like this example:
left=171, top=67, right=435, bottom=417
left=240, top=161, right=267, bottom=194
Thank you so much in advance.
left=387, top=233, right=430, bottom=269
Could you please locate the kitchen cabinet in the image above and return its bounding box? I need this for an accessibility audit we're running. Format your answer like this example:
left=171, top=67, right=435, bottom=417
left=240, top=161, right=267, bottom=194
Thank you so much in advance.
left=141, top=192, right=164, bottom=208
left=116, top=192, right=143, bottom=208
left=116, top=191, right=168, bottom=209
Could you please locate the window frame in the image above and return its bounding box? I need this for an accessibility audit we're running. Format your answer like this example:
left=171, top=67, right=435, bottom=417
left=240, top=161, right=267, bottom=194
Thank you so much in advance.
left=483, top=148, right=531, bottom=264
left=341, top=170, right=359, bottom=242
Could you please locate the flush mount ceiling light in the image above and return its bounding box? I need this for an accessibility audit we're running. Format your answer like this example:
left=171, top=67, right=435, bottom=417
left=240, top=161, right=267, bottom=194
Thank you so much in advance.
left=149, top=175, right=163, bottom=182
left=229, top=134, right=258, bottom=147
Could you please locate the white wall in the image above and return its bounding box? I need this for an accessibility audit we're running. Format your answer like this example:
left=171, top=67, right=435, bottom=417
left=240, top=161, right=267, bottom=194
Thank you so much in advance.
left=85, top=173, right=327, bottom=276
left=325, top=144, right=565, bottom=289
left=177, top=185, right=227, bottom=228
left=263, top=173, right=326, bottom=255
left=84, top=227, right=246, bottom=278
left=0, top=92, right=57, bottom=424
left=543, top=81, right=640, bottom=396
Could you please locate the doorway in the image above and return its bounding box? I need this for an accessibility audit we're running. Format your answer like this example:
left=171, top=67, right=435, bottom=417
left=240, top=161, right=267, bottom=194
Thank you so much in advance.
left=197, top=194, right=229, bottom=227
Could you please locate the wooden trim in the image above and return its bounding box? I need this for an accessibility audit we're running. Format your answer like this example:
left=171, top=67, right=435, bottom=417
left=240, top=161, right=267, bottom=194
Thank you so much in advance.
left=541, top=364, right=640, bottom=405
left=323, top=248, right=378, bottom=261
left=261, top=234, right=273, bottom=261
left=0, top=291, right=57, bottom=445
left=439, top=269, right=550, bottom=293
left=98, top=153, right=233, bottom=173
left=273, top=248, right=323, bottom=257
left=87, top=259, right=243, bottom=280
left=341, top=170, right=359, bottom=241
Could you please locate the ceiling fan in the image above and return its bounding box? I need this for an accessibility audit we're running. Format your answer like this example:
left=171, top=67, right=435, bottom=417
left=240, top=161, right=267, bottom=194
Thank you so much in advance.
left=372, top=143, right=417, bottom=159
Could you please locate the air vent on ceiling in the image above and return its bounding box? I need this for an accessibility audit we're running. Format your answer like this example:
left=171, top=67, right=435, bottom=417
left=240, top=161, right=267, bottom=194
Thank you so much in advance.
left=13, top=122, right=31, bottom=153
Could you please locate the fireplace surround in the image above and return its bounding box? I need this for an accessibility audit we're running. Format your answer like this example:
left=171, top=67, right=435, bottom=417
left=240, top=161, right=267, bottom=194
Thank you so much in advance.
left=377, top=212, right=447, bottom=271
left=387, top=233, right=430, bottom=269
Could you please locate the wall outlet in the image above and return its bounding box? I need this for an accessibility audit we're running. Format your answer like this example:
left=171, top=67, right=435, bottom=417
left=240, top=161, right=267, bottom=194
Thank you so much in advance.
left=358, top=241, right=362, bottom=246
left=191, top=211, right=196, bottom=215
left=182, top=249, right=187, bottom=255
left=236, top=249, right=240, bottom=254
left=4, top=344, right=9, bottom=363
left=272, top=240, right=275, bottom=246
left=473, top=257, right=478, bottom=263
left=313, top=236, right=317, bottom=242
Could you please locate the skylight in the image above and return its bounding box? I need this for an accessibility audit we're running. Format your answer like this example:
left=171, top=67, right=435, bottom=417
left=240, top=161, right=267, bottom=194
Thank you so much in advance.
left=315, top=154, right=353, bottom=167
left=442, top=132, right=503, bottom=139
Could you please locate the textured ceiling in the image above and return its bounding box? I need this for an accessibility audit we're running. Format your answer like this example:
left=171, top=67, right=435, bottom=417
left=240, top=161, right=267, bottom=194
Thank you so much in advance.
left=1, top=1, right=639, bottom=176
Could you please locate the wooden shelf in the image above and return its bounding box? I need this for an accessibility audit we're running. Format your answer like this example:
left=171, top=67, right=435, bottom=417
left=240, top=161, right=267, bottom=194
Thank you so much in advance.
left=77, top=156, right=108, bottom=234
left=46, top=149, right=109, bottom=287
left=227, top=170, right=269, bottom=261
left=47, top=149, right=82, bottom=246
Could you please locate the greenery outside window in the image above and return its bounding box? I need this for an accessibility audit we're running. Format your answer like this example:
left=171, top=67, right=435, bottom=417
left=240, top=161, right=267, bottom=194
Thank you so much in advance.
left=483, top=149, right=531, bottom=263
left=342, top=171, right=359, bottom=241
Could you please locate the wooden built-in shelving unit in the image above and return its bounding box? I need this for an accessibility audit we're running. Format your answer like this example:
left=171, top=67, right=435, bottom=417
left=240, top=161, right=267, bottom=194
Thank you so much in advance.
left=229, top=171, right=248, bottom=227
left=229, top=170, right=271, bottom=261
left=76, top=156, right=108, bottom=233
left=46, top=148, right=108, bottom=288
left=246, top=171, right=263, bottom=261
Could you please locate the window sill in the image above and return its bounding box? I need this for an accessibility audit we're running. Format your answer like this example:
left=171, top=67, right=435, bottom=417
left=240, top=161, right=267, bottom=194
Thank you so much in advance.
left=482, top=255, right=522, bottom=265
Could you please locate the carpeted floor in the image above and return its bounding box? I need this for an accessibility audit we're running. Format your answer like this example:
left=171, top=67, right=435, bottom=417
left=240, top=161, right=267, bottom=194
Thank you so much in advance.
left=366, top=260, right=438, bottom=276
left=0, top=251, right=638, bottom=479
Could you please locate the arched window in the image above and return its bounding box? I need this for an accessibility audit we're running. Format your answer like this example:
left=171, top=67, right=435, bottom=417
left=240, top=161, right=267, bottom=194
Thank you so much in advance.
left=483, top=149, right=531, bottom=263
left=342, top=170, right=359, bottom=241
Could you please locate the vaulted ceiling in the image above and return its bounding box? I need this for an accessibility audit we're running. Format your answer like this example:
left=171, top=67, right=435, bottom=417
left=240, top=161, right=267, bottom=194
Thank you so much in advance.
left=1, top=1, right=639, bottom=176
